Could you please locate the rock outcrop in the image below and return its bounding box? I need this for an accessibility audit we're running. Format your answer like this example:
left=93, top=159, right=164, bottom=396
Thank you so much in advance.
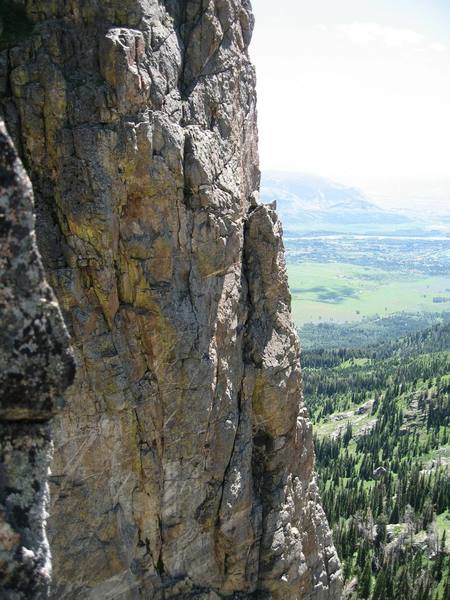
left=1, top=1, right=341, bottom=598
left=0, top=120, right=74, bottom=597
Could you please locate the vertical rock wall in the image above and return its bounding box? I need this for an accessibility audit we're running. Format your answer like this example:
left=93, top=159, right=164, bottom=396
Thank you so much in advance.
left=1, top=1, right=341, bottom=598
left=0, top=121, right=74, bottom=597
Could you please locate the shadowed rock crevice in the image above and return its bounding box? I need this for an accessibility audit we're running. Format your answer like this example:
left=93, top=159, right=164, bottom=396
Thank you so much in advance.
left=1, top=1, right=341, bottom=598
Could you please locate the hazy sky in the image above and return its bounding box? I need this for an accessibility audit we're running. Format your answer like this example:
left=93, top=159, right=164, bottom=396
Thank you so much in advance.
left=250, top=0, right=450, bottom=210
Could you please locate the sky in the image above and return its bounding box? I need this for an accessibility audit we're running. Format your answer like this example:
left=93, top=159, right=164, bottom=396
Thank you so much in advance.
left=250, top=0, right=450, bottom=211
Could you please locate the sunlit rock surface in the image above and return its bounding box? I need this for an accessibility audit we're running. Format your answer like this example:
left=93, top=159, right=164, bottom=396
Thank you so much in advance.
left=1, top=1, right=341, bottom=597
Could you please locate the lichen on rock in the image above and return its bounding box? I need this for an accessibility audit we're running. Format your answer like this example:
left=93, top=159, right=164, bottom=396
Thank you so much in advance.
left=0, top=120, right=74, bottom=598
left=1, top=1, right=342, bottom=598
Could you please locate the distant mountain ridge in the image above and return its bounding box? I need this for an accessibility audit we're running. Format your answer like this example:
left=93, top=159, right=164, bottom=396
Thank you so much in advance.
left=261, top=172, right=411, bottom=232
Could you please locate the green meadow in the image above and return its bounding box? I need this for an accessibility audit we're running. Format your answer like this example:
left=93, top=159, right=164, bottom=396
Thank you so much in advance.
left=288, top=262, right=450, bottom=325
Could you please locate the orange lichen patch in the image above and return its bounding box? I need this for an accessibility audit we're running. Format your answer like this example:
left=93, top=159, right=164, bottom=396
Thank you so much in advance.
left=145, top=237, right=173, bottom=282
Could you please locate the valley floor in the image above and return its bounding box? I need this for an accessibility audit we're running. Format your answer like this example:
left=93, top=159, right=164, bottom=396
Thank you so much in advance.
left=288, top=262, right=450, bottom=324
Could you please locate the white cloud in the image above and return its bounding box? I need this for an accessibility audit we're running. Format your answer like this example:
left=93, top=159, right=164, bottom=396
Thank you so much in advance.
left=251, top=4, right=450, bottom=209
left=430, top=41, right=448, bottom=53
left=337, top=23, right=424, bottom=48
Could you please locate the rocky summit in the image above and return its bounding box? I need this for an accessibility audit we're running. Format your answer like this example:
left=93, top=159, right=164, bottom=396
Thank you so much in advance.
left=0, top=1, right=341, bottom=598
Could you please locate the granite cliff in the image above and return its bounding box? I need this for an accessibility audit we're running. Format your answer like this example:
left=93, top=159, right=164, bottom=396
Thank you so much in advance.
left=0, top=1, right=341, bottom=598
left=0, top=120, right=74, bottom=597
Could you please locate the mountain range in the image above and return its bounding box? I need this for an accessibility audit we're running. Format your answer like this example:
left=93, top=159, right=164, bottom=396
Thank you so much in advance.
left=260, top=172, right=412, bottom=233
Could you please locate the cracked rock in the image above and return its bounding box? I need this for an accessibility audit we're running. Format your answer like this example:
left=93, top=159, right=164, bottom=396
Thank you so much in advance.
left=1, top=1, right=341, bottom=598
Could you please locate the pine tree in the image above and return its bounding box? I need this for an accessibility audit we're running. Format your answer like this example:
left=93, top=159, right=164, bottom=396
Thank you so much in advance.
left=372, top=570, right=386, bottom=600
left=358, top=555, right=372, bottom=599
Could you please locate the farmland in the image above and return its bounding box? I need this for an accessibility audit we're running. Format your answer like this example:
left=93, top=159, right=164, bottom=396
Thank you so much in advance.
left=285, top=234, right=450, bottom=326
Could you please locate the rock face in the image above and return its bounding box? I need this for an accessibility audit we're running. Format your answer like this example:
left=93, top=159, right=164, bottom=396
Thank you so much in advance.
left=0, top=121, right=74, bottom=597
left=1, top=1, right=341, bottom=598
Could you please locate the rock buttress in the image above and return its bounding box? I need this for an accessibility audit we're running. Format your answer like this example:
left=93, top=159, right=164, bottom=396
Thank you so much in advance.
left=1, top=1, right=342, bottom=598
left=0, top=120, right=74, bottom=598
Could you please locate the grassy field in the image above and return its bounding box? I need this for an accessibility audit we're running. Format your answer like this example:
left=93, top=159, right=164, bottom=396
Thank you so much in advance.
left=288, top=261, right=450, bottom=325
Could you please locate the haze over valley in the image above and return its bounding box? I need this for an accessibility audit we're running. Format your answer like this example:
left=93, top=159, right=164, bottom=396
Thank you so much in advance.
left=261, top=172, right=450, bottom=327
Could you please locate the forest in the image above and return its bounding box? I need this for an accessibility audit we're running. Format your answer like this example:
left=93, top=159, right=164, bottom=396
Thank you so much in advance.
left=303, top=321, right=450, bottom=599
